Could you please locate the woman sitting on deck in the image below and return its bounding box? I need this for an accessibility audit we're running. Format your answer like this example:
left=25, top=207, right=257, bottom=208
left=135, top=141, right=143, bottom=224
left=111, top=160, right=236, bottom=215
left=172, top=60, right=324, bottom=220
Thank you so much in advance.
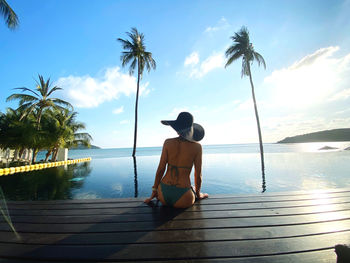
left=144, top=112, right=209, bottom=208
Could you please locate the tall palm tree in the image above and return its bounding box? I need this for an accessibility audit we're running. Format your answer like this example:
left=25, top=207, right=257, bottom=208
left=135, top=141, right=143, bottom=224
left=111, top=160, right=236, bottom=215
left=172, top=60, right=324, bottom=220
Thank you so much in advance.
left=6, top=74, right=73, bottom=161
left=0, top=0, right=19, bottom=29
left=225, top=26, right=266, bottom=175
left=117, top=27, right=156, bottom=157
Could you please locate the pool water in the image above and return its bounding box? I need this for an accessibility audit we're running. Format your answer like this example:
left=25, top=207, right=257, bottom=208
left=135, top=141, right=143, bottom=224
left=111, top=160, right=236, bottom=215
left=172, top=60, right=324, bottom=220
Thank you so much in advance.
left=1, top=143, right=350, bottom=200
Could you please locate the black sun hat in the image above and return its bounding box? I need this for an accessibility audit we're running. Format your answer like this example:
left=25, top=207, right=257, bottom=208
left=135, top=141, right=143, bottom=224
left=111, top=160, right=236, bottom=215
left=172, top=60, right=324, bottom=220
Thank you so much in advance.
left=161, top=112, right=205, bottom=142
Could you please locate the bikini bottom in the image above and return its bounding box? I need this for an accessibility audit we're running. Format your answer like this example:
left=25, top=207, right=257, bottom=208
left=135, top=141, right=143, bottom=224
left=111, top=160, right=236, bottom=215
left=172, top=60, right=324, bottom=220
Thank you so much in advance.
left=160, top=182, right=193, bottom=206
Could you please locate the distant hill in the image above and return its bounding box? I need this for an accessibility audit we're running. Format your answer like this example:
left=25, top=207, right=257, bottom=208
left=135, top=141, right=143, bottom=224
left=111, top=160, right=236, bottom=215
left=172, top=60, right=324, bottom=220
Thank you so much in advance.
left=277, top=128, right=350, bottom=143
left=69, top=144, right=101, bottom=150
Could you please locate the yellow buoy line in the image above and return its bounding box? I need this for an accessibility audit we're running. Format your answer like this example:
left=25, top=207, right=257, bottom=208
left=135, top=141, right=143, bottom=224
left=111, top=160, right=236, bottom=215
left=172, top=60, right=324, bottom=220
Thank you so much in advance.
left=0, top=157, right=92, bottom=176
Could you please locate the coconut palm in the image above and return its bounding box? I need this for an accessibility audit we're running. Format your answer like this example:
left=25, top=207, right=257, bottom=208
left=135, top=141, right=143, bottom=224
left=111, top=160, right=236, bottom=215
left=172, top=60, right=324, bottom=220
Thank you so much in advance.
left=41, top=108, right=92, bottom=161
left=6, top=75, right=73, bottom=162
left=117, top=27, right=156, bottom=157
left=6, top=75, right=73, bottom=128
left=0, top=0, right=19, bottom=29
left=225, top=26, right=266, bottom=175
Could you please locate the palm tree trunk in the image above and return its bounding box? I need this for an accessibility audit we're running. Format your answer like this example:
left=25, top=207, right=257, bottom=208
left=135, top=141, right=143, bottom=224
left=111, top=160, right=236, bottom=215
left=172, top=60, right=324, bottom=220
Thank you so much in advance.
left=32, top=149, right=39, bottom=163
left=31, top=108, right=43, bottom=163
left=132, top=60, right=140, bottom=157
left=44, top=149, right=53, bottom=162
left=52, top=147, right=59, bottom=162
left=247, top=64, right=265, bottom=177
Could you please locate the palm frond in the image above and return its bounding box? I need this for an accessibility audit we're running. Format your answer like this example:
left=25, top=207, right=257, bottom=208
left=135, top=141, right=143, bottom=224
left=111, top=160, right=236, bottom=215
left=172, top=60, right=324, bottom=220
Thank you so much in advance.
left=6, top=93, right=37, bottom=103
left=50, top=102, right=72, bottom=112
left=14, top=87, right=40, bottom=97
left=129, top=58, right=137, bottom=75
left=241, top=58, right=250, bottom=77
left=0, top=0, right=19, bottom=29
left=118, top=27, right=156, bottom=78
left=117, top=38, right=134, bottom=50
left=225, top=26, right=266, bottom=75
left=18, top=104, right=37, bottom=121
left=253, top=51, right=266, bottom=69
left=225, top=51, right=243, bottom=68
left=121, top=53, right=135, bottom=68
left=47, top=86, right=63, bottom=97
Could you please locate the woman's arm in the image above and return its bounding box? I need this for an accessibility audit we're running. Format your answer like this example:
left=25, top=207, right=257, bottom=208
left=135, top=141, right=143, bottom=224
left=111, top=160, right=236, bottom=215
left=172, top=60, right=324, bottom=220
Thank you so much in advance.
left=194, top=144, right=208, bottom=200
left=144, top=140, right=168, bottom=203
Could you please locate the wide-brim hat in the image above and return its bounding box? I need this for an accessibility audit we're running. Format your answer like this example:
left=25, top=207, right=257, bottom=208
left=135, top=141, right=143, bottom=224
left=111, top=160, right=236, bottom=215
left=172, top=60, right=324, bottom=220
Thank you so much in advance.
left=161, top=112, right=205, bottom=142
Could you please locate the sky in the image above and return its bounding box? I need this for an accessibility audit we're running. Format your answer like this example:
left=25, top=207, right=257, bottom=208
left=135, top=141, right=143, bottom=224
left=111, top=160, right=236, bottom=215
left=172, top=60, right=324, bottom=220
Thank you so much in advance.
left=1, top=0, right=350, bottom=148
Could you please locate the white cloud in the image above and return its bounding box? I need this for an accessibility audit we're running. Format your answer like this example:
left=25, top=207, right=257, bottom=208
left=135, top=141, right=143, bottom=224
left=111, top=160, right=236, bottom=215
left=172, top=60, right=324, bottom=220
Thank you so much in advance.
left=251, top=46, right=350, bottom=143
left=204, top=17, right=229, bottom=34
left=56, top=66, right=150, bottom=108
left=290, top=46, right=339, bottom=69
left=184, top=52, right=199, bottom=67
left=328, top=88, right=350, bottom=102
left=189, top=53, right=225, bottom=78
left=264, top=46, right=350, bottom=109
left=112, top=106, right=124, bottom=115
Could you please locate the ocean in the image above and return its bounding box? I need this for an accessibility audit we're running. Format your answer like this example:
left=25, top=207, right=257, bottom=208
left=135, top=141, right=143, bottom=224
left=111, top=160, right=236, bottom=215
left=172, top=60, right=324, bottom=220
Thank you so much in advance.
left=1, top=142, right=350, bottom=200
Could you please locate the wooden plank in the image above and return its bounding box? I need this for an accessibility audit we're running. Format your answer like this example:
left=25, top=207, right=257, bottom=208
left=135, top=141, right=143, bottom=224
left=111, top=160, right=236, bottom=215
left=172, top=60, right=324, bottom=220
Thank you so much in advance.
left=164, top=249, right=336, bottom=263
left=0, top=231, right=347, bottom=261
left=1, top=210, right=350, bottom=233
left=0, top=249, right=337, bottom=263
left=6, top=190, right=350, bottom=209
left=3, top=202, right=350, bottom=224
left=5, top=187, right=350, bottom=206
left=1, top=190, right=349, bottom=262
left=0, top=220, right=349, bottom=245
left=5, top=199, right=350, bottom=219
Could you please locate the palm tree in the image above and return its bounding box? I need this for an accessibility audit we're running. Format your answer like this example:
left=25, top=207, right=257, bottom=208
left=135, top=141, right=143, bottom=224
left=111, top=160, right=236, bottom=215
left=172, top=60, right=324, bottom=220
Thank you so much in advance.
left=225, top=26, right=266, bottom=175
left=117, top=27, right=156, bottom=157
left=6, top=74, right=73, bottom=161
left=0, top=0, right=19, bottom=29
left=7, top=75, right=73, bottom=128
left=41, top=108, right=92, bottom=161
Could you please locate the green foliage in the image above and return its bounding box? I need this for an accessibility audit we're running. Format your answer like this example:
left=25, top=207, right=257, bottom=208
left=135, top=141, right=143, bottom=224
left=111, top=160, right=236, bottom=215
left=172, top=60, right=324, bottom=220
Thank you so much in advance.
left=0, top=0, right=19, bottom=29
left=117, top=27, right=156, bottom=77
left=225, top=26, right=266, bottom=78
left=40, top=108, right=92, bottom=161
left=2, top=76, right=92, bottom=162
left=6, top=74, right=73, bottom=126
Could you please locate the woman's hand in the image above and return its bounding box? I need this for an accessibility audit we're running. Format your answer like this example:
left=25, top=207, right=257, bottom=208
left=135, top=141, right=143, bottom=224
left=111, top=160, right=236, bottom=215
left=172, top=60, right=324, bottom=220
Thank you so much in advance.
left=144, top=190, right=158, bottom=203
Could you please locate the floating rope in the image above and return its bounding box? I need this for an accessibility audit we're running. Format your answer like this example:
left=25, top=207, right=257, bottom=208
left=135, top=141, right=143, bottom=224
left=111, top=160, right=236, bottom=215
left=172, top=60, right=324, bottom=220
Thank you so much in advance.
left=0, top=157, right=92, bottom=176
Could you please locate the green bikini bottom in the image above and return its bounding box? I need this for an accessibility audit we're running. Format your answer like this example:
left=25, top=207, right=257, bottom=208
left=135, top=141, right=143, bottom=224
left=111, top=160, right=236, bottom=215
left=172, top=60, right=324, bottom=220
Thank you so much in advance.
left=160, top=182, right=192, bottom=206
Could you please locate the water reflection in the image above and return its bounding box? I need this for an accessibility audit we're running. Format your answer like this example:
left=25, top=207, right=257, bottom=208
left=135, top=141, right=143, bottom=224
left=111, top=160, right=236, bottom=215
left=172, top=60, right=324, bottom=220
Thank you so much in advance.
left=0, top=162, right=92, bottom=201
left=261, top=170, right=266, bottom=193
left=133, top=156, right=139, bottom=198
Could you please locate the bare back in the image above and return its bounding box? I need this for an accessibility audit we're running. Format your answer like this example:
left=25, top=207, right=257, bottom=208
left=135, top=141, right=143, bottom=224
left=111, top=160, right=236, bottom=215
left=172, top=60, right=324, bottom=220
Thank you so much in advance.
left=160, top=137, right=202, bottom=188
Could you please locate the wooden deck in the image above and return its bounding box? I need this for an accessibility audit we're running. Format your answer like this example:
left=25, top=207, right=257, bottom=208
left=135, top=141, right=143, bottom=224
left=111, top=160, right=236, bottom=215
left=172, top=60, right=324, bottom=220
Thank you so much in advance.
left=1, top=188, right=350, bottom=262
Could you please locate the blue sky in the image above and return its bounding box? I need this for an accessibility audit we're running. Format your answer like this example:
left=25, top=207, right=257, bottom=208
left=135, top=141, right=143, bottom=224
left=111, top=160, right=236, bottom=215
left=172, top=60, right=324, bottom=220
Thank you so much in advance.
left=1, top=0, right=350, bottom=148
